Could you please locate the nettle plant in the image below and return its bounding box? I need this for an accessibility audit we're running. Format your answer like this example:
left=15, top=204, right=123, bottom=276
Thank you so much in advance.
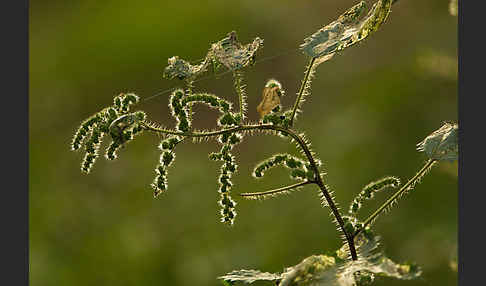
left=71, top=1, right=458, bottom=285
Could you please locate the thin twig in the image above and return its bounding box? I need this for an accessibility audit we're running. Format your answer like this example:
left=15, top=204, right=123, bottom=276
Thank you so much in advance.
left=289, top=57, right=316, bottom=126
left=353, top=159, right=437, bottom=238
left=240, top=180, right=313, bottom=198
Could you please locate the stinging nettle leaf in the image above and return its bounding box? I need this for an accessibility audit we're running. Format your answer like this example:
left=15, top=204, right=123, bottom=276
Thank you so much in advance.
left=416, top=122, right=458, bottom=161
left=279, top=254, right=338, bottom=286
left=218, top=269, right=282, bottom=284
left=219, top=231, right=421, bottom=286
left=162, top=31, right=263, bottom=81
left=334, top=233, right=422, bottom=286
left=300, top=0, right=392, bottom=63
left=163, top=56, right=209, bottom=80
left=209, top=31, right=264, bottom=71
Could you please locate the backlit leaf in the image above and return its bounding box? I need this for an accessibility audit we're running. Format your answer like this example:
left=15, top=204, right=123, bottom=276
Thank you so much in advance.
left=300, top=0, right=392, bottom=64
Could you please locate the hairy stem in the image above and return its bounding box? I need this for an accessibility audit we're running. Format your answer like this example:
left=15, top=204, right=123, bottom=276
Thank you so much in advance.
left=240, top=180, right=313, bottom=198
left=233, top=71, right=247, bottom=122
left=354, top=159, right=437, bottom=238
left=141, top=121, right=358, bottom=260
left=289, top=57, right=316, bottom=127
left=185, top=80, right=195, bottom=125
left=283, top=127, right=358, bottom=260
left=316, top=179, right=358, bottom=260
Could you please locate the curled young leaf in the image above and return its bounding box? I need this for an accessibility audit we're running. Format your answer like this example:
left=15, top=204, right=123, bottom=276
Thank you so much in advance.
left=257, top=79, right=284, bottom=119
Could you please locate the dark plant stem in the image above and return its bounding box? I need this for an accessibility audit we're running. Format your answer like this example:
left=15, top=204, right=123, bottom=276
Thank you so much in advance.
left=280, top=127, right=358, bottom=261
left=316, top=178, right=358, bottom=260
left=141, top=121, right=358, bottom=260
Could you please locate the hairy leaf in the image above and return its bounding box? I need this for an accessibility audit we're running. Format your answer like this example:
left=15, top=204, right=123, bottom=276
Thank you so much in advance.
left=162, top=31, right=263, bottom=81
left=219, top=231, right=421, bottom=286
left=209, top=31, right=263, bottom=71
left=300, top=0, right=392, bottom=64
left=416, top=122, right=458, bottom=161
left=219, top=270, right=282, bottom=284
left=163, top=56, right=209, bottom=80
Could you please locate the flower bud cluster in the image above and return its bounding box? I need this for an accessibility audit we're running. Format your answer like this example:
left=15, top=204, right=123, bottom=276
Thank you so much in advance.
left=210, top=123, right=243, bottom=224
left=71, top=93, right=143, bottom=173
left=253, top=153, right=316, bottom=181
left=152, top=136, right=181, bottom=197
left=210, top=140, right=239, bottom=225
left=169, top=89, right=191, bottom=132
left=349, top=176, right=400, bottom=215
left=262, top=110, right=292, bottom=128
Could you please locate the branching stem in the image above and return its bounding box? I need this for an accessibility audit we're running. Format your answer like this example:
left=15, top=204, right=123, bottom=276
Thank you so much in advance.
left=353, top=159, right=437, bottom=238
left=140, top=121, right=358, bottom=260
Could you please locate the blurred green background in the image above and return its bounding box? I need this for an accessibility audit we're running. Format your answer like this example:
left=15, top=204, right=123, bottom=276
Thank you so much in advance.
left=30, top=0, right=457, bottom=285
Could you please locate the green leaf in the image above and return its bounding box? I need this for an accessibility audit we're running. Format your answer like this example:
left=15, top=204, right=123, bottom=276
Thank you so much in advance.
left=209, top=31, right=264, bottom=71
left=163, top=31, right=263, bottom=80
left=279, top=255, right=338, bottom=286
left=219, top=270, right=282, bottom=284
left=219, top=231, right=421, bottom=285
left=334, top=233, right=422, bottom=285
left=416, top=122, right=458, bottom=161
left=300, top=0, right=392, bottom=64
left=163, top=56, right=209, bottom=80
left=221, top=280, right=235, bottom=286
